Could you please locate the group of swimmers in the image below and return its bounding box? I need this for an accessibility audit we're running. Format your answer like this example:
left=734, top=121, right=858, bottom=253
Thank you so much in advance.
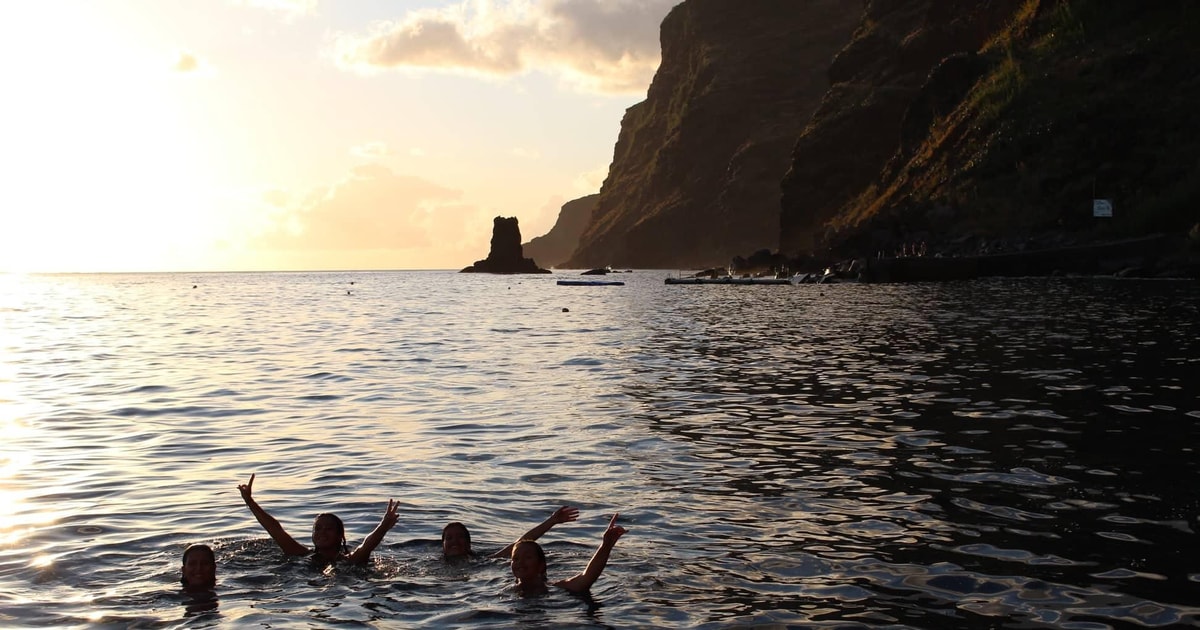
left=179, top=473, right=628, bottom=597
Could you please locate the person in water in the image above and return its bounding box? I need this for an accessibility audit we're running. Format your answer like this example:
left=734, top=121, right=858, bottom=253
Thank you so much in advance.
left=237, top=473, right=399, bottom=565
left=510, top=512, right=627, bottom=596
left=181, top=543, right=217, bottom=590
left=441, top=506, right=580, bottom=561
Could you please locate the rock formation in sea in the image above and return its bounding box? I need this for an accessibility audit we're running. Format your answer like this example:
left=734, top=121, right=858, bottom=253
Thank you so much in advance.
left=460, top=217, right=551, bottom=274
left=521, top=194, right=598, bottom=269
left=563, top=0, right=859, bottom=270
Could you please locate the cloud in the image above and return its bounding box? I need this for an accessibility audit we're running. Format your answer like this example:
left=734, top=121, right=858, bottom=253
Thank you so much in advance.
left=329, top=0, right=675, bottom=94
left=169, top=50, right=217, bottom=77
left=172, top=51, right=200, bottom=73
left=350, top=141, right=393, bottom=160
left=572, top=164, right=608, bottom=194
left=510, top=147, right=541, bottom=159
left=255, top=164, right=469, bottom=252
left=262, top=188, right=290, bottom=207
left=230, top=0, right=318, bottom=21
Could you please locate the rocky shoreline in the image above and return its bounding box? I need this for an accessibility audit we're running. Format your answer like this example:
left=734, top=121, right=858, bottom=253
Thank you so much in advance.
left=810, top=233, right=1200, bottom=283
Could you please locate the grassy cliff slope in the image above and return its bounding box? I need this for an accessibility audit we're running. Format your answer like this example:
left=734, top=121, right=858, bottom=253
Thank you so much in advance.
left=790, top=0, right=1200, bottom=261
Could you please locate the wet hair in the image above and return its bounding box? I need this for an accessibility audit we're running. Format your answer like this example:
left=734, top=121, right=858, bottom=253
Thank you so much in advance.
left=180, top=544, right=215, bottom=587
left=441, top=522, right=471, bottom=545
left=512, top=539, right=548, bottom=582
left=313, top=513, right=350, bottom=554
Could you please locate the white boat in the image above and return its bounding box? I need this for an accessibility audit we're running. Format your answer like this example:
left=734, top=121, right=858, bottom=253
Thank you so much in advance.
left=557, top=279, right=625, bottom=286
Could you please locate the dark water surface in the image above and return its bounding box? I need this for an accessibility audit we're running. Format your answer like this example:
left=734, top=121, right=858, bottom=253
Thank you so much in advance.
left=1, top=271, right=1197, bottom=628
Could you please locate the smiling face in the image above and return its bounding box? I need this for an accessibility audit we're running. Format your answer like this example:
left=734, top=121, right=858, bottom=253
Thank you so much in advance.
left=311, top=513, right=345, bottom=554
left=441, top=522, right=472, bottom=559
left=181, top=544, right=216, bottom=589
left=509, top=540, right=547, bottom=585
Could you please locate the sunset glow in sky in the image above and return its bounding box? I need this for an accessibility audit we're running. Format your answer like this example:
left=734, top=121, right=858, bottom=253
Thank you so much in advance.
left=0, top=0, right=675, bottom=272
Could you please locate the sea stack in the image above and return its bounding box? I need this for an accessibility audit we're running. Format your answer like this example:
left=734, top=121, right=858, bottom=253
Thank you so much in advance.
left=460, top=216, right=551, bottom=274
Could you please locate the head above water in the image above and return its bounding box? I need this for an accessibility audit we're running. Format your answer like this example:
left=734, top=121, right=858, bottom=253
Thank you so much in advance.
left=312, top=513, right=348, bottom=554
left=509, top=539, right=548, bottom=586
left=441, top=521, right=472, bottom=559
left=181, top=544, right=216, bottom=589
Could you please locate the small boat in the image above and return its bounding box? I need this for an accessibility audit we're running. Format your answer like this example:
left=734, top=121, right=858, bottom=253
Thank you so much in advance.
left=581, top=267, right=613, bottom=276
left=664, top=275, right=796, bottom=285
left=557, top=279, right=625, bottom=286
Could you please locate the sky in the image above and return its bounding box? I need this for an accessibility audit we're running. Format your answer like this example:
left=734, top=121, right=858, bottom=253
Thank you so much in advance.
left=0, top=0, right=677, bottom=272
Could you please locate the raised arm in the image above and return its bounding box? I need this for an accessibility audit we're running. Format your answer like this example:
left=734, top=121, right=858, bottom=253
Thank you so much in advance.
left=491, top=506, right=580, bottom=558
left=556, top=513, right=627, bottom=594
left=238, top=473, right=309, bottom=556
left=346, top=499, right=400, bottom=564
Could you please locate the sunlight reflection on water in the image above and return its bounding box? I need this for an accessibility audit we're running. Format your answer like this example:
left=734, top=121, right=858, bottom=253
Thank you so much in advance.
left=0, top=271, right=1197, bottom=627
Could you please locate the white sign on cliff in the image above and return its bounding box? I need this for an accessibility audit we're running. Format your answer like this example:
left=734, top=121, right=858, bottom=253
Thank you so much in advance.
left=1093, top=199, right=1113, bottom=217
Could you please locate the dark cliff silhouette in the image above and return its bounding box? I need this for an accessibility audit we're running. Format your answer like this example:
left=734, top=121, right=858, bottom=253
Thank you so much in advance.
left=564, top=0, right=859, bottom=270
left=521, top=194, right=598, bottom=269
left=534, top=0, right=1199, bottom=276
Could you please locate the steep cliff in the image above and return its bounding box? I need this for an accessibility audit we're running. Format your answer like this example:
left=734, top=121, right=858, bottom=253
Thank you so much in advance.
left=783, top=0, right=1200, bottom=261
left=551, top=0, right=1199, bottom=271
left=521, top=194, right=598, bottom=269
left=779, top=0, right=1026, bottom=255
left=564, top=0, right=860, bottom=269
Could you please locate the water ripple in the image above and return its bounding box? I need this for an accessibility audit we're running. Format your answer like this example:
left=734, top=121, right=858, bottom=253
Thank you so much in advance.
left=0, top=273, right=1196, bottom=628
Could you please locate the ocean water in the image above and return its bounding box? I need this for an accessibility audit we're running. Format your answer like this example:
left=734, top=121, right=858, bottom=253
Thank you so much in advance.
left=1, top=270, right=1197, bottom=629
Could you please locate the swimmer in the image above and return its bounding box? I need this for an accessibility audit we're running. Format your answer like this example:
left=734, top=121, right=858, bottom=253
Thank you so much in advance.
left=510, top=512, right=627, bottom=596
left=181, top=543, right=216, bottom=590
left=441, top=506, right=579, bottom=561
left=237, top=473, right=399, bottom=565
